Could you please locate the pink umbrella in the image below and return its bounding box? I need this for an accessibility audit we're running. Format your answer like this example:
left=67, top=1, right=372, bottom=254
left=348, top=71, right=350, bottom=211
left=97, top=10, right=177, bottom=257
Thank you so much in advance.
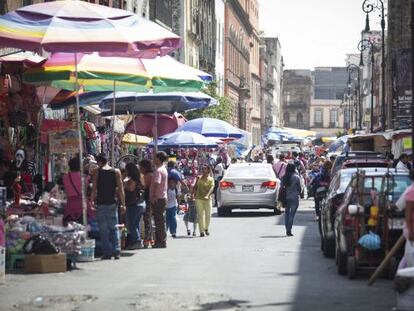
left=126, top=113, right=187, bottom=138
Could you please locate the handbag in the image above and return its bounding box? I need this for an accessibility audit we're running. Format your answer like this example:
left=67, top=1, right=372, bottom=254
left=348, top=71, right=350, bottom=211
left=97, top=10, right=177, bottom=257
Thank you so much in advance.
left=278, top=185, right=287, bottom=203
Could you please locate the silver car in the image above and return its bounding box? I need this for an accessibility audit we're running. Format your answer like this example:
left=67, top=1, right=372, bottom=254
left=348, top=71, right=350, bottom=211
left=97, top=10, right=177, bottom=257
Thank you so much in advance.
left=217, top=163, right=280, bottom=216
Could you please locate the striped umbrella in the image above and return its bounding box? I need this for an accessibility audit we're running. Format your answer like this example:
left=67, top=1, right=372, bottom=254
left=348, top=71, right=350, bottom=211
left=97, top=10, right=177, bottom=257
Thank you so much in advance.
left=0, top=0, right=181, bottom=57
left=23, top=53, right=210, bottom=93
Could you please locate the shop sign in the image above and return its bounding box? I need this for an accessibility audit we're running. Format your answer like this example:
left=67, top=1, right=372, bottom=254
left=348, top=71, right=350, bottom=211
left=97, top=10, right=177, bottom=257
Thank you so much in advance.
left=403, top=137, right=412, bottom=150
left=393, top=49, right=412, bottom=129
left=49, top=130, right=79, bottom=154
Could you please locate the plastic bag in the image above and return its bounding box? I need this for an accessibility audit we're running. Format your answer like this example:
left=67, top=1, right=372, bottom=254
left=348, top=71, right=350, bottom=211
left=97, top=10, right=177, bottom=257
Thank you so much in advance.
left=23, top=234, right=59, bottom=255
left=358, top=231, right=381, bottom=250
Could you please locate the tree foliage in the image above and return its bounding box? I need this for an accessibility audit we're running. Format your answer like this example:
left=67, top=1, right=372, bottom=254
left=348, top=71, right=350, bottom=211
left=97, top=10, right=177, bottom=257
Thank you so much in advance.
left=184, top=82, right=232, bottom=122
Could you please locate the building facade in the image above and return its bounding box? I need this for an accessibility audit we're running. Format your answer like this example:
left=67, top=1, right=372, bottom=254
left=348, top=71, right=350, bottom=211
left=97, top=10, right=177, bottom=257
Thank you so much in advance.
left=182, top=0, right=215, bottom=74
left=224, top=0, right=252, bottom=129
left=248, top=0, right=261, bottom=145
left=281, top=70, right=312, bottom=130
left=215, top=0, right=225, bottom=96
left=259, top=37, right=283, bottom=134
left=310, top=67, right=348, bottom=136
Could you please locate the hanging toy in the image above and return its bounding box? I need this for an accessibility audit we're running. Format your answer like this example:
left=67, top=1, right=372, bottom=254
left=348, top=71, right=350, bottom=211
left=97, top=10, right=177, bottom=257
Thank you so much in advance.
left=368, top=188, right=379, bottom=227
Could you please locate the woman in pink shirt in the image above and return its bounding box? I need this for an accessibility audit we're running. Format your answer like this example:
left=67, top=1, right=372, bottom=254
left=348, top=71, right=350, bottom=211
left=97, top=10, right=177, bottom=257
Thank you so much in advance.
left=62, top=157, right=91, bottom=224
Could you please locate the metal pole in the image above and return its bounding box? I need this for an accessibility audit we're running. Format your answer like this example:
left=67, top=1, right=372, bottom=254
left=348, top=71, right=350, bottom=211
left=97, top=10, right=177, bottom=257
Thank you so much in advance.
left=111, top=81, right=116, bottom=166
left=74, top=53, right=87, bottom=227
left=411, top=0, right=414, bottom=167
left=371, top=46, right=375, bottom=133
left=358, top=69, right=362, bottom=130
left=380, top=1, right=386, bottom=130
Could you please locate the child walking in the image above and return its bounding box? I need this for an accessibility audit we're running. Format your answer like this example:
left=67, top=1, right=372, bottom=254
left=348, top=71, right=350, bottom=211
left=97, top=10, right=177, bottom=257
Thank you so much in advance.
left=166, top=178, right=179, bottom=238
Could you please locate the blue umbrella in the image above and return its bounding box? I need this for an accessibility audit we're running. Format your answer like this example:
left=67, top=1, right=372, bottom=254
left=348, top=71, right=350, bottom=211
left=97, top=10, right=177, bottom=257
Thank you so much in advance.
left=99, top=91, right=217, bottom=115
left=148, top=131, right=218, bottom=148
left=175, top=117, right=243, bottom=138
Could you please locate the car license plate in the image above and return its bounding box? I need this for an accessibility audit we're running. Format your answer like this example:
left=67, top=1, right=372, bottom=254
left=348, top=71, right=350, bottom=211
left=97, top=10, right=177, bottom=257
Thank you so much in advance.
left=388, top=218, right=405, bottom=230
left=242, top=185, right=254, bottom=192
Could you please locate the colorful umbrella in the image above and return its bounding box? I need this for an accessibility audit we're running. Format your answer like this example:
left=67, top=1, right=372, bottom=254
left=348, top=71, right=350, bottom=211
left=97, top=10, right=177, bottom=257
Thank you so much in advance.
left=23, top=54, right=210, bottom=93
left=125, top=113, right=187, bottom=138
left=0, top=1, right=181, bottom=57
left=99, top=91, right=217, bottom=115
left=0, top=0, right=182, bottom=226
left=175, top=118, right=243, bottom=139
left=150, top=131, right=218, bottom=149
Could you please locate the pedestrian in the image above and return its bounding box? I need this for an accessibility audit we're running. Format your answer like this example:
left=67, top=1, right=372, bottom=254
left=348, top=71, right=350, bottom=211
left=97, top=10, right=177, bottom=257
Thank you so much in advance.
left=292, top=151, right=306, bottom=175
left=139, top=159, right=154, bottom=248
left=166, top=178, right=179, bottom=238
left=213, top=156, right=225, bottom=207
left=91, top=153, right=125, bottom=260
left=184, top=194, right=198, bottom=236
left=124, top=163, right=146, bottom=250
left=396, top=153, right=410, bottom=171
left=62, top=157, right=87, bottom=224
left=395, top=170, right=414, bottom=269
left=150, top=151, right=168, bottom=248
left=193, top=165, right=215, bottom=237
left=266, top=154, right=274, bottom=165
left=280, top=163, right=302, bottom=236
left=273, top=154, right=287, bottom=179
left=299, top=152, right=308, bottom=168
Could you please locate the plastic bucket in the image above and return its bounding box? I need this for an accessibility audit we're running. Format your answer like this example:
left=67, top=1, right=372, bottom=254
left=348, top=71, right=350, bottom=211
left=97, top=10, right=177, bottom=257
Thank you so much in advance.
left=77, top=239, right=95, bottom=262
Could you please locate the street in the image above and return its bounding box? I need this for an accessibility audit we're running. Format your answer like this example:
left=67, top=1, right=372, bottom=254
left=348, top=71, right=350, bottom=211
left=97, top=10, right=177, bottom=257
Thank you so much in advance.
left=0, top=200, right=395, bottom=311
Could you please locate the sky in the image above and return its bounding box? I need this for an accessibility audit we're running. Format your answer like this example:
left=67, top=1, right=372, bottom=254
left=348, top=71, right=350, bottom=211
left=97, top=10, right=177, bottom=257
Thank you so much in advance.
left=259, top=0, right=379, bottom=70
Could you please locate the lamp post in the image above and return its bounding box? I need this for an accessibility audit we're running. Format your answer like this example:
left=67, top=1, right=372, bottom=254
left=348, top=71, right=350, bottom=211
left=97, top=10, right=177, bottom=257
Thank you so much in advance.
left=358, top=38, right=376, bottom=133
left=347, top=64, right=362, bottom=129
left=362, top=0, right=386, bottom=131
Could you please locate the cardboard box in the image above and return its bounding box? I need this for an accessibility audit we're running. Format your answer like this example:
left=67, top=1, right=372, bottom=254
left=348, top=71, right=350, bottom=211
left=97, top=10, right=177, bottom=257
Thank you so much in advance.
left=24, top=253, right=67, bottom=273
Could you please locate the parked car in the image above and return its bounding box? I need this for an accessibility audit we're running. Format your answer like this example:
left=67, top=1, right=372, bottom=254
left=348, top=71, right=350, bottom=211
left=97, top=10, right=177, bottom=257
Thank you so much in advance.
left=217, top=163, right=279, bottom=216
left=331, top=151, right=386, bottom=176
left=334, top=168, right=410, bottom=278
left=320, top=168, right=357, bottom=258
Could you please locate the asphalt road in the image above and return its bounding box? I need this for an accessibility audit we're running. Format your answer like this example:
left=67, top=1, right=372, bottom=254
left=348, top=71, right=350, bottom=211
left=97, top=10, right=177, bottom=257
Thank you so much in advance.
left=1, top=200, right=396, bottom=311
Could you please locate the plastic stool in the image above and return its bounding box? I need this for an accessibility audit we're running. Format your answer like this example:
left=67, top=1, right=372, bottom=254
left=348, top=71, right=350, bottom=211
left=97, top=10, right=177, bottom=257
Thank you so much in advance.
left=7, top=254, right=25, bottom=270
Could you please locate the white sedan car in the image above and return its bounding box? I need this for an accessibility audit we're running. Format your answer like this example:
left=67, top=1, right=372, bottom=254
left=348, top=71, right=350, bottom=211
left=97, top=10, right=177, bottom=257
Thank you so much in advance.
left=216, top=163, right=280, bottom=216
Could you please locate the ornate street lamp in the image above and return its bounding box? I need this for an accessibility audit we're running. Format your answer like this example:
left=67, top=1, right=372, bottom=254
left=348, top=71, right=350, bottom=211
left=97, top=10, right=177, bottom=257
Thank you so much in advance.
left=347, top=64, right=362, bottom=130
left=358, top=38, right=376, bottom=133
left=362, top=0, right=386, bottom=131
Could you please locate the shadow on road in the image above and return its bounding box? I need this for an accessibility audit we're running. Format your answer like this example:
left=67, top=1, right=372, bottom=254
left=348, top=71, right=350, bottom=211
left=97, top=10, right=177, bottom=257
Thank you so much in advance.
left=212, top=210, right=275, bottom=218
left=274, top=203, right=395, bottom=311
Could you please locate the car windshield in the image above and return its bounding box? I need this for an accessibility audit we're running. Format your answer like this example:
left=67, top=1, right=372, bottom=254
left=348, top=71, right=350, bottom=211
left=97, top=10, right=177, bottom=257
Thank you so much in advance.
left=227, top=165, right=271, bottom=178
left=363, top=175, right=411, bottom=203
left=338, top=173, right=353, bottom=193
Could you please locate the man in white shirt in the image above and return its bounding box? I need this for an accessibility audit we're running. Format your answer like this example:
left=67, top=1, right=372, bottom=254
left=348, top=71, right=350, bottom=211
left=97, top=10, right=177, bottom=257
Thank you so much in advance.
left=396, top=153, right=410, bottom=171
left=213, top=157, right=225, bottom=207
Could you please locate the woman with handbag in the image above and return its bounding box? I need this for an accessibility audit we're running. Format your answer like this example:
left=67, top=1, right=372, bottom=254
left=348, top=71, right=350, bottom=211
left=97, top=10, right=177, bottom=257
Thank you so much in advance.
left=279, top=163, right=302, bottom=236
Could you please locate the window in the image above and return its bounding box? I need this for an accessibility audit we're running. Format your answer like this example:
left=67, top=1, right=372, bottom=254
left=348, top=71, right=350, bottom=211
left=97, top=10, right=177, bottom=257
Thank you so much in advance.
left=329, top=109, right=338, bottom=128
left=314, top=109, right=323, bottom=127
left=283, top=112, right=290, bottom=127
left=297, top=112, right=304, bottom=129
